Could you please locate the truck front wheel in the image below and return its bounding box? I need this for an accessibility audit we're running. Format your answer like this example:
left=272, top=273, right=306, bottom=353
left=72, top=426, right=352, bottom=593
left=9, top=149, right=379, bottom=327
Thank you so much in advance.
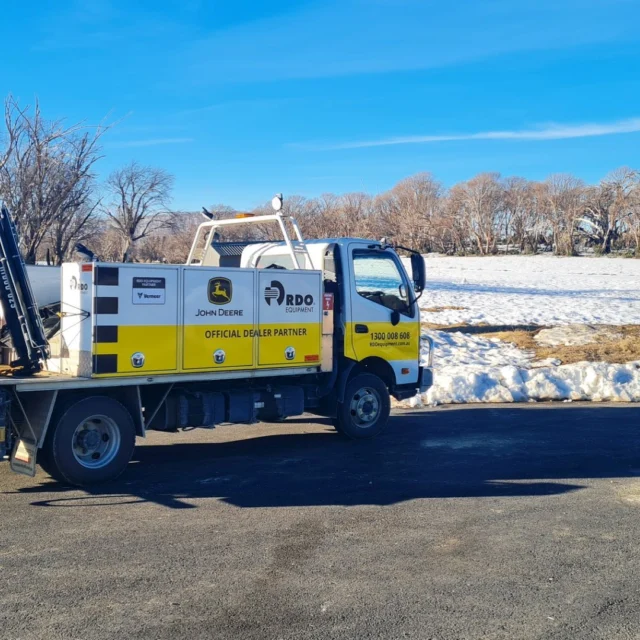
left=333, top=373, right=390, bottom=439
left=40, top=396, right=136, bottom=486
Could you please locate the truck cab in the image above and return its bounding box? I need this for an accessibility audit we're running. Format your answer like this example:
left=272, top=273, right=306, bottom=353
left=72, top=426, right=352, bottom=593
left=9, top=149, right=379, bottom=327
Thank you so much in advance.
left=239, top=238, right=430, bottom=402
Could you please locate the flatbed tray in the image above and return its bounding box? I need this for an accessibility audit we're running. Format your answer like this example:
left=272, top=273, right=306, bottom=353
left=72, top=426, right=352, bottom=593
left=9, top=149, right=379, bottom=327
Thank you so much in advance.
left=0, top=364, right=320, bottom=393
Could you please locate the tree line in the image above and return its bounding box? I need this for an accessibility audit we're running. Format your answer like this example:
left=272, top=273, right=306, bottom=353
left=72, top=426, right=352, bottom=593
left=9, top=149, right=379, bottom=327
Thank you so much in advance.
left=256, top=169, right=640, bottom=257
left=2, top=97, right=640, bottom=264
left=138, top=167, right=640, bottom=262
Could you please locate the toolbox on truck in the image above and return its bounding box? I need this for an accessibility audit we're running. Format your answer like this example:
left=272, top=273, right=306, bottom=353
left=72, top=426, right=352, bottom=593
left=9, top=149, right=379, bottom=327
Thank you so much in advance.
left=60, top=262, right=323, bottom=378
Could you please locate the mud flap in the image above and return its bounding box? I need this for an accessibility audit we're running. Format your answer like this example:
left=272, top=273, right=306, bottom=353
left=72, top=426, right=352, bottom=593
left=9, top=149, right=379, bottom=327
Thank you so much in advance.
left=0, top=391, right=9, bottom=461
left=10, top=438, right=37, bottom=477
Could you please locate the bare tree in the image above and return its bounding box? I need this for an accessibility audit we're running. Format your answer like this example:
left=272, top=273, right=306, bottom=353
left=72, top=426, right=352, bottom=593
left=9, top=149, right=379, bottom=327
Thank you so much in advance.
left=335, top=193, right=374, bottom=238
left=428, top=192, right=466, bottom=255
left=102, top=162, right=174, bottom=262
left=452, top=173, right=503, bottom=255
left=46, top=200, right=102, bottom=264
left=539, top=174, right=585, bottom=256
left=0, top=97, right=22, bottom=174
left=375, top=173, right=444, bottom=251
left=307, top=194, right=340, bottom=238
left=625, top=181, right=640, bottom=255
left=0, top=98, right=108, bottom=263
left=579, top=167, right=639, bottom=253
left=502, top=176, right=539, bottom=253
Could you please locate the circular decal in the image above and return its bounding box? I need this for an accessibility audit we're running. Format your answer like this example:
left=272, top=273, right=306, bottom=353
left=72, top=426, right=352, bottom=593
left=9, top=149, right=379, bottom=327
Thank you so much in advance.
left=131, top=352, right=145, bottom=368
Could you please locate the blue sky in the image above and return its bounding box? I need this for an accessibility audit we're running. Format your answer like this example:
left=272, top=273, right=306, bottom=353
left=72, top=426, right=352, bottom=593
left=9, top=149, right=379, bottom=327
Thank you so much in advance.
left=3, top=0, right=640, bottom=210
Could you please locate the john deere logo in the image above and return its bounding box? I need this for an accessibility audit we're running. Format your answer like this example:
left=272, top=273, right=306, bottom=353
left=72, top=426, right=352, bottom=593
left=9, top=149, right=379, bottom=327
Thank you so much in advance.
left=264, top=280, right=285, bottom=306
left=208, top=278, right=232, bottom=305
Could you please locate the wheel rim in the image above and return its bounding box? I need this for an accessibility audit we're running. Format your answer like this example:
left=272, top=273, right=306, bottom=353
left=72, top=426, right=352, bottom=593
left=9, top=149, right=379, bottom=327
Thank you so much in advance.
left=72, top=415, right=121, bottom=469
left=349, top=386, right=381, bottom=428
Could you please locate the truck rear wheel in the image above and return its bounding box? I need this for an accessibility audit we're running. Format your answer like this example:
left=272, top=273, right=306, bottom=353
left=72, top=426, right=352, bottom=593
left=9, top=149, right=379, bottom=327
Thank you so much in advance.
left=333, top=373, right=390, bottom=439
left=40, top=396, right=136, bottom=486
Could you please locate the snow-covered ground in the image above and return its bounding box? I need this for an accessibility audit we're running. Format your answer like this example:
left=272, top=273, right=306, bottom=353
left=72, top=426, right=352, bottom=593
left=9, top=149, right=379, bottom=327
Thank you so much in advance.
left=414, top=330, right=640, bottom=406
left=421, top=255, right=640, bottom=326
left=409, top=256, right=640, bottom=406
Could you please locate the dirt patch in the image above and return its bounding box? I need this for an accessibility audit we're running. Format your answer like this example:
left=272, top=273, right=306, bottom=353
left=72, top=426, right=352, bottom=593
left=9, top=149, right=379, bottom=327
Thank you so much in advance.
left=534, top=325, right=623, bottom=347
left=423, top=323, right=640, bottom=365
left=422, top=322, right=542, bottom=333
left=422, top=305, right=467, bottom=313
left=484, top=326, right=640, bottom=365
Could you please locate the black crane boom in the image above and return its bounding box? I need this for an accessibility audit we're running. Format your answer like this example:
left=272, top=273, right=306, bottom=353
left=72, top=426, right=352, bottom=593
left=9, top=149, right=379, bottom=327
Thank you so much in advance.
left=0, top=206, right=49, bottom=374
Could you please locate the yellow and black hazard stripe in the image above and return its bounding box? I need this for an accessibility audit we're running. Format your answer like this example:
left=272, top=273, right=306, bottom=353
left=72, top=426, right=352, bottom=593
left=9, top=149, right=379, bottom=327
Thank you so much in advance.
left=93, top=325, right=119, bottom=374
left=93, top=266, right=120, bottom=375
left=95, top=265, right=119, bottom=286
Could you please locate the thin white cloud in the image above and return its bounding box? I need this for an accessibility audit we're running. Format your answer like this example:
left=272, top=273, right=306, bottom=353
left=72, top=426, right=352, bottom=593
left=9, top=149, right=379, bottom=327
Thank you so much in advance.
left=295, top=118, right=640, bottom=151
left=176, top=98, right=290, bottom=117
left=108, top=137, right=193, bottom=149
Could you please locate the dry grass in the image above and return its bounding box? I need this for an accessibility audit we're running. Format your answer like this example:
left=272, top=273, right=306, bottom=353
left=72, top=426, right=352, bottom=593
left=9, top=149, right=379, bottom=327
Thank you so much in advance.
left=423, top=323, right=640, bottom=365
left=422, top=305, right=467, bottom=313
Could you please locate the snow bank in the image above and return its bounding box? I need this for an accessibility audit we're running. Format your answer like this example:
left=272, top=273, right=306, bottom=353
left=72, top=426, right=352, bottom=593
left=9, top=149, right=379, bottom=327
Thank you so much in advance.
left=414, top=360, right=640, bottom=405
left=420, top=255, right=640, bottom=326
left=412, top=330, right=640, bottom=405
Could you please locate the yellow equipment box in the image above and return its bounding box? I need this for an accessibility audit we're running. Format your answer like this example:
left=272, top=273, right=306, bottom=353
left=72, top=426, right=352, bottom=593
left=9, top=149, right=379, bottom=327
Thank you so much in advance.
left=60, top=262, right=322, bottom=378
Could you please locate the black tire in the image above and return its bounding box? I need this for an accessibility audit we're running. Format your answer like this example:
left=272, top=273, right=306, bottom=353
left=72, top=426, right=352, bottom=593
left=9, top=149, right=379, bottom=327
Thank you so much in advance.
left=40, top=396, right=136, bottom=486
left=333, top=373, right=391, bottom=439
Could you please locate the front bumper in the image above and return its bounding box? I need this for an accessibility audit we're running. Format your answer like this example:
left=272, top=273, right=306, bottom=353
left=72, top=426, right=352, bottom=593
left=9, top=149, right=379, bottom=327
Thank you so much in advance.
left=418, top=335, right=434, bottom=393
left=418, top=365, right=433, bottom=394
left=393, top=336, right=434, bottom=400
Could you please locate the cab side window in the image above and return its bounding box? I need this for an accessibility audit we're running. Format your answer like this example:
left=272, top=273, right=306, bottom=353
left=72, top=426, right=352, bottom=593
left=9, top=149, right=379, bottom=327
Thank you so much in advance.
left=352, top=251, right=412, bottom=316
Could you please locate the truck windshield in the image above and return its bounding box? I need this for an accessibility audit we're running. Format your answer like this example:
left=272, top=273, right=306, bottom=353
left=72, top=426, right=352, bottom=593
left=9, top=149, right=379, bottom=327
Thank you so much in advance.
left=352, top=250, right=412, bottom=315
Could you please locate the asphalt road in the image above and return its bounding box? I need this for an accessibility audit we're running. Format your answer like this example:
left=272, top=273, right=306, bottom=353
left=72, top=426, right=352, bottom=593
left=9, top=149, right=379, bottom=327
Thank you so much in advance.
left=2, top=404, right=640, bottom=640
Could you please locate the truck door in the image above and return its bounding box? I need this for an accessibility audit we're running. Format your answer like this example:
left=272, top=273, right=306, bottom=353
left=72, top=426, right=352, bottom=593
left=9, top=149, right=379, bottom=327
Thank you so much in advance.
left=346, top=246, right=420, bottom=384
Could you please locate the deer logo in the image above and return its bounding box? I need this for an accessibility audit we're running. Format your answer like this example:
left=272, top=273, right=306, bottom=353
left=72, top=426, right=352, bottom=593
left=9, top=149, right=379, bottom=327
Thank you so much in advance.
left=208, top=278, right=232, bottom=305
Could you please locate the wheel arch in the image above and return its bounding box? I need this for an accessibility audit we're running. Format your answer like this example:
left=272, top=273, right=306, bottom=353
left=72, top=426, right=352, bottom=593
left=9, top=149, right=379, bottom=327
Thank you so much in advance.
left=352, top=356, right=396, bottom=389
left=41, top=386, right=145, bottom=447
left=40, top=393, right=138, bottom=485
left=337, top=356, right=396, bottom=403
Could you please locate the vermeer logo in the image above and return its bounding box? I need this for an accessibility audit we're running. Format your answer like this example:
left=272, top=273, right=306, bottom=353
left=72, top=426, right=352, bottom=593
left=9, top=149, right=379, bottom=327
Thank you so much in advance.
left=132, top=276, right=165, bottom=305
left=208, top=278, right=232, bottom=305
left=264, top=280, right=285, bottom=306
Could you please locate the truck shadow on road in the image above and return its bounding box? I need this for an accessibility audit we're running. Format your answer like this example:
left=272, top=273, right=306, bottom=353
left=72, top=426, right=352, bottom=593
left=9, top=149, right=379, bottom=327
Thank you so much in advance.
left=16, top=406, right=640, bottom=510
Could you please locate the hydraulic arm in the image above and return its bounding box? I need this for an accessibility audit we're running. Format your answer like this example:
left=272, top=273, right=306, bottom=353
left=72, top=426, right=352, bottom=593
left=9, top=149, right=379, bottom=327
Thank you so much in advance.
left=0, top=206, right=49, bottom=374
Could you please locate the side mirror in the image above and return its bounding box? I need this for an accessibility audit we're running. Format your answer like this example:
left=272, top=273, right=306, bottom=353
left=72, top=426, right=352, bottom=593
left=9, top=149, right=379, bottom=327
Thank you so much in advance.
left=410, top=253, right=426, bottom=294
left=390, top=309, right=400, bottom=326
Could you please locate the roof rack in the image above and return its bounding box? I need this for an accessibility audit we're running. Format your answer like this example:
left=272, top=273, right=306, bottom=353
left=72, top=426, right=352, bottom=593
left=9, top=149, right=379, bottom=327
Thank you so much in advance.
left=187, top=197, right=312, bottom=269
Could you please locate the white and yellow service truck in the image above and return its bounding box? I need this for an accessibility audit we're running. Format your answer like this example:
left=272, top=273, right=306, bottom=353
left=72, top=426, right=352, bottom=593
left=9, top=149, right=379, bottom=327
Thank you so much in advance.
left=0, top=196, right=433, bottom=485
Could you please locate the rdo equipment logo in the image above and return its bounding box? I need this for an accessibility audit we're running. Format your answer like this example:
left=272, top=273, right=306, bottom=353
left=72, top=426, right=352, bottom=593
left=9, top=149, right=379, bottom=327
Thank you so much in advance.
left=264, top=280, right=285, bottom=306
left=264, top=280, right=314, bottom=309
